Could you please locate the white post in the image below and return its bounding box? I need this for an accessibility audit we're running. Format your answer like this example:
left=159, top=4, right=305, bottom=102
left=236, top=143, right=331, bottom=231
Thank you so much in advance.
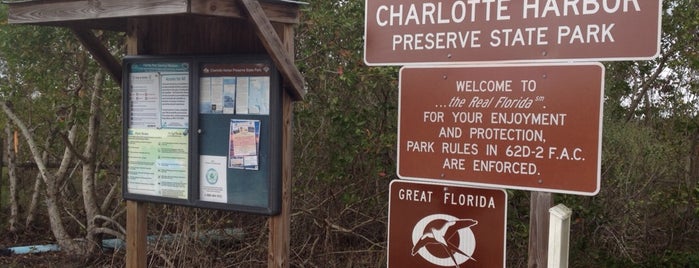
left=548, top=204, right=572, bottom=268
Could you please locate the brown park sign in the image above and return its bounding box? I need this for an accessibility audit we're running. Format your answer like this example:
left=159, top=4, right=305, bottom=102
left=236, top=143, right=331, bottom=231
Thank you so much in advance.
left=397, top=63, right=603, bottom=195
left=364, top=0, right=662, bottom=65
left=388, top=180, right=507, bottom=267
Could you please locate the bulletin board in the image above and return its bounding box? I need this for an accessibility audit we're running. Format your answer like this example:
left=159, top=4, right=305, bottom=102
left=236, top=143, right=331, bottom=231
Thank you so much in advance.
left=122, top=55, right=282, bottom=215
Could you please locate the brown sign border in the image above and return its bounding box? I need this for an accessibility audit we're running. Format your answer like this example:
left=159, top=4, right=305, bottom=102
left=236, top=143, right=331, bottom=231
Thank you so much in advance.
left=397, top=62, right=604, bottom=195
left=364, top=0, right=662, bottom=65
left=387, top=180, right=507, bottom=268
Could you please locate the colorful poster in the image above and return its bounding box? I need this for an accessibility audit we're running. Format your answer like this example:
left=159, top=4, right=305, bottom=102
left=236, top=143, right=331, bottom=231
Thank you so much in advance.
left=228, top=119, right=260, bottom=170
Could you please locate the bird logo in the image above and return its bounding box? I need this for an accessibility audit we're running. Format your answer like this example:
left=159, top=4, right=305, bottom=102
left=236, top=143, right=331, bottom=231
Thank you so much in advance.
left=411, top=214, right=478, bottom=267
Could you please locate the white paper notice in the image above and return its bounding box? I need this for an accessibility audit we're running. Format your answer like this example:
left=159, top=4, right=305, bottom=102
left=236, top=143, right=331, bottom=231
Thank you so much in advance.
left=210, top=77, right=224, bottom=113
left=160, top=73, right=189, bottom=128
left=200, top=77, right=213, bottom=113
left=129, top=73, right=160, bottom=128
left=129, top=62, right=190, bottom=129
left=200, top=155, right=228, bottom=203
left=235, top=77, right=249, bottom=114
left=248, top=76, right=270, bottom=115
left=222, top=77, right=236, bottom=114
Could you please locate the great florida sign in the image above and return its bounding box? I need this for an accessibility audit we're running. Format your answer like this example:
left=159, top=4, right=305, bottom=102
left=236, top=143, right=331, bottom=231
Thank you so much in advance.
left=388, top=180, right=507, bottom=268
left=397, top=63, right=603, bottom=195
left=364, top=0, right=662, bottom=65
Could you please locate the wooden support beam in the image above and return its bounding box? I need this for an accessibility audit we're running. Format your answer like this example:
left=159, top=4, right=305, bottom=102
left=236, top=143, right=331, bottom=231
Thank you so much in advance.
left=70, top=28, right=122, bottom=84
left=238, top=0, right=305, bottom=101
left=190, top=0, right=301, bottom=24
left=124, top=18, right=148, bottom=268
left=126, top=201, right=148, bottom=268
left=267, top=17, right=295, bottom=268
left=268, top=92, right=293, bottom=268
left=528, top=191, right=552, bottom=268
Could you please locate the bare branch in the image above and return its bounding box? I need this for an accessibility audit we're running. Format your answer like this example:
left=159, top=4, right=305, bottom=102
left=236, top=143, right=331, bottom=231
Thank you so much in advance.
left=100, top=182, right=119, bottom=213
left=91, top=227, right=125, bottom=241
left=94, top=214, right=126, bottom=235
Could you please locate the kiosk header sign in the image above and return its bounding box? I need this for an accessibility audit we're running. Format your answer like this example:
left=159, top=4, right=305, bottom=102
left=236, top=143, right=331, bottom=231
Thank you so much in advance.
left=364, top=0, right=662, bottom=65
left=397, top=63, right=603, bottom=195
left=388, top=180, right=507, bottom=267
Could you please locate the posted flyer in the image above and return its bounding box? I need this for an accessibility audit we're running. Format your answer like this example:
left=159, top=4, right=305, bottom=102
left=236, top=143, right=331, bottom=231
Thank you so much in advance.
left=228, top=119, right=260, bottom=170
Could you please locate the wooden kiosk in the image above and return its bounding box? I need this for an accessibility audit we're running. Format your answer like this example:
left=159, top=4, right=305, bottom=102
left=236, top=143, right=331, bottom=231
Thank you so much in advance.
left=7, top=1, right=305, bottom=267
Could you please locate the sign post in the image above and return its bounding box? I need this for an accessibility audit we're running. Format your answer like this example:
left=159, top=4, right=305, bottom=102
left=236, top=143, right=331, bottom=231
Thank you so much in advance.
left=388, top=180, right=507, bottom=267
left=398, top=63, right=604, bottom=195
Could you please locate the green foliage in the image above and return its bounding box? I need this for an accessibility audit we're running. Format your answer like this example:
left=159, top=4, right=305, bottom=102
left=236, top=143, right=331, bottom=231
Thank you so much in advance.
left=290, top=0, right=397, bottom=265
left=555, top=115, right=698, bottom=266
left=0, top=0, right=697, bottom=265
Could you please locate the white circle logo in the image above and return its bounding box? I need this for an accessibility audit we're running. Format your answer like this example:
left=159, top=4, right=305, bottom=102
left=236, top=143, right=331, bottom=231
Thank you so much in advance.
left=411, top=214, right=478, bottom=267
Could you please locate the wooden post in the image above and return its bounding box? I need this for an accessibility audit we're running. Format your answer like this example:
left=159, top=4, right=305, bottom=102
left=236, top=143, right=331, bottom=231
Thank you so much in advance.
left=126, top=201, right=148, bottom=267
left=548, top=204, right=572, bottom=268
left=267, top=21, right=295, bottom=268
left=125, top=18, right=148, bottom=268
left=528, top=191, right=553, bottom=268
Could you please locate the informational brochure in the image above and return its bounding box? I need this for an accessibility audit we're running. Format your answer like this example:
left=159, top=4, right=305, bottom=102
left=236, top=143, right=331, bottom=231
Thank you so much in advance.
left=127, top=128, right=189, bottom=199
left=248, top=76, right=270, bottom=115
left=199, top=77, right=220, bottom=114
left=200, top=77, right=236, bottom=114
left=199, top=77, right=213, bottom=113
left=228, top=119, right=260, bottom=170
left=129, top=72, right=160, bottom=128
left=235, top=77, right=250, bottom=114
left=199, top=155, right=228, bottom=203
left=200, top=62, right=271, bottom=115
left=160, top=72, right=190, bottom=128
left=129, top=62, right=190, bottom=129
left=222, top=78, right=236, bottom=114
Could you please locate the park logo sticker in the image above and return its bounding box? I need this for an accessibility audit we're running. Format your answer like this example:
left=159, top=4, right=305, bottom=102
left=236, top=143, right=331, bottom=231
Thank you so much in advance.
left=411, top=214, right=478, bottom=267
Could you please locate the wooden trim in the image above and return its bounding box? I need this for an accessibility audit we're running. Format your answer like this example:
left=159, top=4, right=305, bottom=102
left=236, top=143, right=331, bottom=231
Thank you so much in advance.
left=238, top=0, right=305, bottom=101
left=8, top=0, right=189, bottom=25
left=8, top=0, right=301, bottom=30
left=190, top=0, right=300, bottom=24
left=70, top=28, right=122, bottom=84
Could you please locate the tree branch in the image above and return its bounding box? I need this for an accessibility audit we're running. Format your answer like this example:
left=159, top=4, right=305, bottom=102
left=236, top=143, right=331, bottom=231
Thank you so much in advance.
left=94, top=214, right=126, bottom=235
left=59, top=131, right=91, bottom=163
